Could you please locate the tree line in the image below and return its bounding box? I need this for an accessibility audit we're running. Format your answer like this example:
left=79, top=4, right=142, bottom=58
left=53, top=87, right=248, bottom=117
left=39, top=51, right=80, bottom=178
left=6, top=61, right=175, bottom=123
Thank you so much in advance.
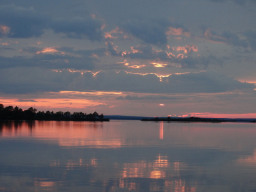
left=0, top=104, right=108, bottom=121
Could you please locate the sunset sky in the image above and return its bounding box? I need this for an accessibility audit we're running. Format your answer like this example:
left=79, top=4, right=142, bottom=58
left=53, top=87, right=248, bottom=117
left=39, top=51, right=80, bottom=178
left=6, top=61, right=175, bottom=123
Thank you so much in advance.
left=0, top=0, right=256, bottom=117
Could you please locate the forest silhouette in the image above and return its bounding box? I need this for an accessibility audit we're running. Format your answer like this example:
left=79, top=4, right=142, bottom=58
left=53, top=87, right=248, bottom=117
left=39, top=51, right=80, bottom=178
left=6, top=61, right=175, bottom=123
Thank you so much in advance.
left=0, top=104, right=108, bottom=121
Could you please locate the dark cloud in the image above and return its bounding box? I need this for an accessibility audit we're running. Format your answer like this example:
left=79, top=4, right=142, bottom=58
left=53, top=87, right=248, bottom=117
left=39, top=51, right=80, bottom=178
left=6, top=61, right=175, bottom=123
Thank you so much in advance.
left=210, top=0, right=256, bottom=5
left=221, top=32, right=248, bottom=48
left=0, top=5, right=47, bottom=38
left=179, top=55, right=223, bottom=68
left=0, top=4, right=103, bottom=41
left=203, top=29, right=255, bottom=49
left=18, top=99, right=37, bottom=102
left=116, top=95, right=183, bottom=101
left=0, top=68, right=253, bottom=94
left=106, top=43, right=216, bottom=69
left=51, top=18, right=103, bottom=41
left=0, top=53, right=95, bottom=70
left=0, top=46, right=107, bottom=70
left=244, top=30, right=256, bottom=50
left=122, top=19, right=170, bottom=46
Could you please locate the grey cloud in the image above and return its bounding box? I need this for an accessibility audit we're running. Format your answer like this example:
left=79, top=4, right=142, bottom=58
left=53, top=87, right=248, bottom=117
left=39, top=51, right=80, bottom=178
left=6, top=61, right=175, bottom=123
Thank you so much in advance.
left=0, top=5, right=47, bottom=38
left=221, top=32, right=248, bottom=48
left=244, top=30, right=256, bottom=50
left=18, top=99, right=37, bottom=102
left=0, top=67, right=68, bottom=93
left=122, top=19, right=170, bottom=46
left=0, top=68, right=254, bottom=94
left=0, top=4, right=103, bottom=41
left=0, top=46, right=106, bottom=70
left=117, top=95, right=183, bottom=101
left=51, top=18, right=103, bottom=41
left=0, top=54, right=95, bottom=70
left=210, top=0, right=256, bottom=5
left=204, top=29, right=253, bottom=49
left=106, top=43, right=217, bottom=68
left=180, top=55, right=223, bottom=68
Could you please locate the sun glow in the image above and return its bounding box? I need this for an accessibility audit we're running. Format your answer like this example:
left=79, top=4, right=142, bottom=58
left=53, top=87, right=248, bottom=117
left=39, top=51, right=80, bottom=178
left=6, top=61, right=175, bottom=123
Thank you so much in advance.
left=151, top=62, right=167, bottom=68
left=125, top=71, right=172, bottom=82
left=128, top=65, right=146, bottom=69
left=59, top=91, right=123, bottom=96
left=0, top=97, right=105, bottom=110
left=36, top=47, right=65, bottom=55
left=166, top=27, right=190, bottom=37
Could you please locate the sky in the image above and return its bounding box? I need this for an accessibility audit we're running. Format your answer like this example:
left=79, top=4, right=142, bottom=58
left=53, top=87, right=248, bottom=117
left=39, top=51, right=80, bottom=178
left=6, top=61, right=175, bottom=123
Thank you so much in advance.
left=0, top=0, right=256, bottom=117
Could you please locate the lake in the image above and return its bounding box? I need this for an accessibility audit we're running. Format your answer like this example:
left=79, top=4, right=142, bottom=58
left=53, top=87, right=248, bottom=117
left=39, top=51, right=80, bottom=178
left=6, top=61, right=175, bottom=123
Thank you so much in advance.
left=0, top=120, right=256, bottom=192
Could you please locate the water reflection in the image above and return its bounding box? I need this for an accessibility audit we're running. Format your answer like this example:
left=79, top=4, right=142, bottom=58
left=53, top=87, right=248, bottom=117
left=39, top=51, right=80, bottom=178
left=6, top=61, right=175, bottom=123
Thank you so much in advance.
left=1, top=120, right=256, bottom=191
left=159, top=121, right=164, bottom=140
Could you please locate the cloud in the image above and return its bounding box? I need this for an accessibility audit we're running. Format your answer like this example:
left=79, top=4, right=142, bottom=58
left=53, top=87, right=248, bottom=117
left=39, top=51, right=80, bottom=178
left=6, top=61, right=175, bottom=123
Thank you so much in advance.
left=0, top=4, right=103, bottom=41
left=0, top=5, right=47, bottom=38
left=122, top=19, right=170, bottom=46
left=244, top=30, right=256, bottom=50
left=0, top=55, right=94, bottom=70
left=51, top=18, right=103, bottom=41
left=0, top=47, right=107, bottom=70
left=210, top=0, right=256, bottom=5
left=106, top=43, right=216, bottom=69
left=203, top=29, right=256, bottom=50
left=0, top=68, right=254, bottom=94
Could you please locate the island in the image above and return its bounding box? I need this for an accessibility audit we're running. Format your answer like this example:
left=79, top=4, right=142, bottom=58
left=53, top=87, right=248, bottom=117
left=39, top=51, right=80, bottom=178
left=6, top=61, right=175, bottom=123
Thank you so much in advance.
left=141, top=116, right=256, bottom=123
left=0, top=104, right=109, bottom=121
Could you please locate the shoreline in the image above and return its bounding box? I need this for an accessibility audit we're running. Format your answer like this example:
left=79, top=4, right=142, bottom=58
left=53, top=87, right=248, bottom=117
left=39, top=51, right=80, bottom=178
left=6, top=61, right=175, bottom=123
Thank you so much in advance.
left=141, top=117, right=256, bottom=123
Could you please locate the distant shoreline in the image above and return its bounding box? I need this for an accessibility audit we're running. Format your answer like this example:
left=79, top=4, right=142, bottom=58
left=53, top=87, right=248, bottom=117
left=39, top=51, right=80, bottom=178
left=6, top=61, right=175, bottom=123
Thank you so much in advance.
left=141, top=116, right=256, bottom=123
left=105, top=115, right=256, bottom=123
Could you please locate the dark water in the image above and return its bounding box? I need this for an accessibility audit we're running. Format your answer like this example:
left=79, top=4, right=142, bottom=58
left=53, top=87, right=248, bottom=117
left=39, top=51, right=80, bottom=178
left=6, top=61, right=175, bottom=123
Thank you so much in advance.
left=0, top=120, right=256, bottom=192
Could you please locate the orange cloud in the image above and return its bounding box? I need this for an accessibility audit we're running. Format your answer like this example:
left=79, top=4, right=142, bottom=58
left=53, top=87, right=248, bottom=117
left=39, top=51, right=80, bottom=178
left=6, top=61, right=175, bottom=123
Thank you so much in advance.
left=128, top=65, right=146, bottom=69
left=104, top=27, right=124, bottom=39
left=130, top=46, right=142, bottom=54
left=36, top=47, right=65, bottom=55
left=52, top=69, right=102, bottom=77
left=151, top=62, right=167, bottom=68
left=175, top=45, right=198, bottom=54
left=0, top=97, right=105, bottom=110
left=0, top=25, right=10, bottom=35
left=59, top=90, right=123, bottom=96
left=125, top=71, right=172, bottom=82
left=176, top=54, right=187, bottom=59
left=166, top=27, right=190, bottom=37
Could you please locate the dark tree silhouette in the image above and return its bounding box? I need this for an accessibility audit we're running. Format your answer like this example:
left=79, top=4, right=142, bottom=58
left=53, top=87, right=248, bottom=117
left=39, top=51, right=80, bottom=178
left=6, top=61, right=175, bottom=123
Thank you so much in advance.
left=0, top=104, right=108, bottom=121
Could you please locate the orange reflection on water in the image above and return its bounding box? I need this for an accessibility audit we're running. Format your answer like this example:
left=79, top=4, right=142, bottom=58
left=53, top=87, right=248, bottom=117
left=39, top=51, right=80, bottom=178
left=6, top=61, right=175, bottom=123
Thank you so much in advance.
left=0, top=121, right=122, bottom=148
left=154, top=155, right=169, bottom=168
left=238, top=150, right=256, bottom=165
left=59, top=139, right=122, bottom=148
left=34, top=179, right=56, bottom=188
left=121, top=155, right=194, bottom=191
left=150, top=170, right=165, bottom=179
left=159, top=121, right=164, bottom=140
left=122, top=155, right=170, bottom=179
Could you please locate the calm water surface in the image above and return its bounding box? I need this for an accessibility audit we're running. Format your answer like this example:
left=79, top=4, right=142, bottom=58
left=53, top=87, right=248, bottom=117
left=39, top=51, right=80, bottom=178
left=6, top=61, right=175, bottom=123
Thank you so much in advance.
left=1, top=120, right=256, bottom=192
